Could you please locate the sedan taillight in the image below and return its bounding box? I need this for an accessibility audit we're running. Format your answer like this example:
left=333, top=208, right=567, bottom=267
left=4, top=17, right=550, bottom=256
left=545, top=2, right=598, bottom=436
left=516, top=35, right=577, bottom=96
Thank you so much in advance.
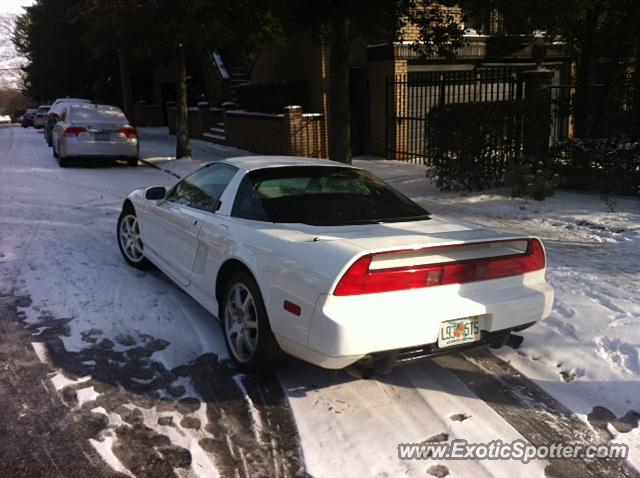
left=333, top=239, right=546, bottom=296
left=63, top=127, right=88, bottom=137
left=118, top=127, right=138, bottom=139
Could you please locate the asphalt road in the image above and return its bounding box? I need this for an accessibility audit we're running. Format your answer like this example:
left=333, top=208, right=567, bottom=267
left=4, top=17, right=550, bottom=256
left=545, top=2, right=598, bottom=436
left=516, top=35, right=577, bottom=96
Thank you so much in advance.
left=0, top=127, right=306, bottom=478
left=0, top=126, right=636, bottom=478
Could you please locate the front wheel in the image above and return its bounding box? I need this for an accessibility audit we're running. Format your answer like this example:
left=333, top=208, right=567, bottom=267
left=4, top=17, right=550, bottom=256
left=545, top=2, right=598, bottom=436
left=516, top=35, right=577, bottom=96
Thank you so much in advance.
left=117, top=209, right=151, bottom=269
left=221, top=271, right=282, bottom=372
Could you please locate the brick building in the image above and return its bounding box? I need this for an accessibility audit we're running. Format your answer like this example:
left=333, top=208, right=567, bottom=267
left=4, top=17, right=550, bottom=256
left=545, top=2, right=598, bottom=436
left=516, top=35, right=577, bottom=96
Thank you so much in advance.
left=210, top=7, right=572, bottom=160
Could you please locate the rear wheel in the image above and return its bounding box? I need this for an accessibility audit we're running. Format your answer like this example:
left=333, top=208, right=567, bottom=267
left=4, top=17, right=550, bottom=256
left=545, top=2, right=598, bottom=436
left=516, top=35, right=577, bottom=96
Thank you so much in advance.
left=117, top=209, right=151, bottom=269
left=127, top=157, right=138, bottom=167
left=221, top=271, right=282, bottom=371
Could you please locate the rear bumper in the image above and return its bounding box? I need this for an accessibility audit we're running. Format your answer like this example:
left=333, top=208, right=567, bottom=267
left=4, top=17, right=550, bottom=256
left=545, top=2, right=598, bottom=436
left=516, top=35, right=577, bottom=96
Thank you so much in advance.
left=61, top=138, right=138, bottom=158
left=281, top=270, right=553, bottom=369
left=362, top=322, right=534, bottom=372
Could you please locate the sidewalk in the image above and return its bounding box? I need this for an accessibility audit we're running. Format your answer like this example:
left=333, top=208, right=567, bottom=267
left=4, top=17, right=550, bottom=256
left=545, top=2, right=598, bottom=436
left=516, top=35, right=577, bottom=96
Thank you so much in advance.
left=138, top=127, right=248, bottom=178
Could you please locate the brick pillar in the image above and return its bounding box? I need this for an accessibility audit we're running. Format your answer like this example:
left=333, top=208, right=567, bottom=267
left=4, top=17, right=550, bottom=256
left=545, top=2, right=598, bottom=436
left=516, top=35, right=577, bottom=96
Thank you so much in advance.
left=523, top=68, right=553, bottom=159
left=523, top=68, right=554, bottom=104
left=284, top=105, right=303, bottom=156
left=187, top=107, right=202, bottom=139
left=198, top=101, right=210, bottom=134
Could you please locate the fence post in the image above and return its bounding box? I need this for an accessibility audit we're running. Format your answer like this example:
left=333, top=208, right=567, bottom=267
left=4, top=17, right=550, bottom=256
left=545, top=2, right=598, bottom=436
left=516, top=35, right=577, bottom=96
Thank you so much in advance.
left=522, top=68, right=554, bottom=160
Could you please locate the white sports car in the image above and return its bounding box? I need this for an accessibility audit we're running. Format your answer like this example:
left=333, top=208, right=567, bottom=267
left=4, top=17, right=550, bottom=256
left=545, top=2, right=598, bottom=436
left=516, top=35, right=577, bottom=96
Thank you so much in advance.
left=117, top=156, right=554, bottom=374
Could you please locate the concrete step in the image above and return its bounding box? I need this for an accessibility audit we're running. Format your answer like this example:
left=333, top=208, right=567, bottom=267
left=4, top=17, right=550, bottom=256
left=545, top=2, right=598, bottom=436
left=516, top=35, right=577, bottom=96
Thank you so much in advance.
left=202, top=132, right=226, bottom=144
left=209, top=126, right=225, bottom=135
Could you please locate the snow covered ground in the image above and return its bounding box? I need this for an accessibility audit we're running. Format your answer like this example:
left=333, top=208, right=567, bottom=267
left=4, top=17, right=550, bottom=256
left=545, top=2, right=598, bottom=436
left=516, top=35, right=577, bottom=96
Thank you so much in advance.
left=1, top=126, right=638, bottom=477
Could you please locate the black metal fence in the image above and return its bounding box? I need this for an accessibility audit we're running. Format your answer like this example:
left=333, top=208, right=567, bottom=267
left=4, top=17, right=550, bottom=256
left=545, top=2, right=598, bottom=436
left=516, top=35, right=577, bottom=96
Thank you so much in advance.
left=549, top=85, right=638, bottom=140
left=385, top=67, right=525, bottom=163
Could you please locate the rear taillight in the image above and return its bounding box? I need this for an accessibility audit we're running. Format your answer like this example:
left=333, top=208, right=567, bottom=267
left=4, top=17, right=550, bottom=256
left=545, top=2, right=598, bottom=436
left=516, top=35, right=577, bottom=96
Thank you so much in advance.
left=48, top=112, right=59, bottom=121
left=63, top=127, right=87, bottom=137
left=118, top=127, right=137, bottom=139
left=333, top=239, right=546, bottom=296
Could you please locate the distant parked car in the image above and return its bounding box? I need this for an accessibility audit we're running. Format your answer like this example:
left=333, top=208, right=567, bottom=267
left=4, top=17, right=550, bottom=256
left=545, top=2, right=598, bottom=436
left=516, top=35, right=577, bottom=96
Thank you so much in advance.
left=33, top=105, right=51, bottom=129
left=0, top=115, right=11, bottom=124
left=21, top=108, right=38, bottom=127
left=46, top=98, right=91, bottom=146
left=52, top=103, right=139, bottom=167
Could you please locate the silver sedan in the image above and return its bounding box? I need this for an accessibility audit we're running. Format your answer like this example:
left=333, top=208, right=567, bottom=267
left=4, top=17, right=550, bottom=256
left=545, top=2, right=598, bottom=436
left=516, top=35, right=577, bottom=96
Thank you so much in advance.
left=52, top=103, right=139, bottom=167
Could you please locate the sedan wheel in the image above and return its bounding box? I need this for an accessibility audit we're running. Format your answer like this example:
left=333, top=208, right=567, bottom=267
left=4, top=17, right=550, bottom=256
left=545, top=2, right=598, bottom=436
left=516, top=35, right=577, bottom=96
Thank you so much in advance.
left=221, top=271, right=282, bottom=371
left=117, top=210, right=151, bottom=269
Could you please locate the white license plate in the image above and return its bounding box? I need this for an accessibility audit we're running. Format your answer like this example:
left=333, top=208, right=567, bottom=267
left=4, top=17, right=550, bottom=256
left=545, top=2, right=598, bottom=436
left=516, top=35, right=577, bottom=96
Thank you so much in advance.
left=437, top=316, right=481, bottom=348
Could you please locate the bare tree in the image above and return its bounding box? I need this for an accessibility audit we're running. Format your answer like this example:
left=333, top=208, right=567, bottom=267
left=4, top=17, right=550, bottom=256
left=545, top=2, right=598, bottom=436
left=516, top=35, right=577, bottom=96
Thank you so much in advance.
left=0, top=13, right=25, bottom=91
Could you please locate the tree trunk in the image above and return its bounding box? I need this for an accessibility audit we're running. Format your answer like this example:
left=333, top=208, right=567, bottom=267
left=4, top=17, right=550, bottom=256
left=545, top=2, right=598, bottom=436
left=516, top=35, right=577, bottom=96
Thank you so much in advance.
left=117, top=45, right=134, bottom=125
left=573, top=8, right=598, bottom=138
left=176, top=44, right=191, bottom=158
left=633, top=42, right=640, bottom=138
left=328, top=14, right=352, bottom=164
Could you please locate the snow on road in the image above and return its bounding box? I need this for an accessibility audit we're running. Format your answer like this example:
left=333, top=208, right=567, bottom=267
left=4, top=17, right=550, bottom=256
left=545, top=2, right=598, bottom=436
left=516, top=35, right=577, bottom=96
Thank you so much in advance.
left=1, top=126, right=638, bottom=477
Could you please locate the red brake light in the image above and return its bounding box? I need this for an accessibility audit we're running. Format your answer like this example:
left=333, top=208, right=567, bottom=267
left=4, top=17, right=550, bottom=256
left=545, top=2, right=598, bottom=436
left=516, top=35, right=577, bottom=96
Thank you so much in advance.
left=48, top=112, right=59, bottom=120
left=118, top=127, right=137, bottom=139
left=333, top=239, right=546, bottom=296
left=63, top=127, right=87, bottom=137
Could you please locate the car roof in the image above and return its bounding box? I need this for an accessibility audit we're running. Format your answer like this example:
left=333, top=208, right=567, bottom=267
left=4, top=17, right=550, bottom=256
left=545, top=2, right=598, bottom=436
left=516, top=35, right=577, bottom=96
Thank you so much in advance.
left=51, top=99, right=92, bottom=113
left=221, top=155, right=358, bottom=172
left=53, top=98, right=91, bottom=105
left=37, top=105, right=51, bottom=109
left=70, top=103, right=121, bottom=111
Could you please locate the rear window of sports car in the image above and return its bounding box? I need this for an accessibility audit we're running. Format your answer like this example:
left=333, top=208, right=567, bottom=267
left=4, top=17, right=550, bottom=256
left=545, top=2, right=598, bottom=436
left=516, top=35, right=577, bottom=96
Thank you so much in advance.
left=231, top=166, right=430, bottom=226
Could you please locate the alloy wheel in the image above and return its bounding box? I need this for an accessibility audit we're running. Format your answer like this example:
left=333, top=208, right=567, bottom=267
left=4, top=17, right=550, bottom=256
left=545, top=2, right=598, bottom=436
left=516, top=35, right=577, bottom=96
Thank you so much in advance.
left=119, top=214, right=144, bottom=263
left=224, top=283, right=259, bottom=363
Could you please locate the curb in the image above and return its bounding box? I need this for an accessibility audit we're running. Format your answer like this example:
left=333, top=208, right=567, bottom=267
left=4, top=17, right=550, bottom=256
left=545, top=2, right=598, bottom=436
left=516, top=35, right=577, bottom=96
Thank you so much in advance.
left=139, top=158, right=182, bottom=179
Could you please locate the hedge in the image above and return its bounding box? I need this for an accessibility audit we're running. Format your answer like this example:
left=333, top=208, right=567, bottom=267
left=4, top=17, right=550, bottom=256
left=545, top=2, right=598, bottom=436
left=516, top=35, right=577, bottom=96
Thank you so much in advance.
left=549, top=139, right=640, bottom=197
left=426, top=101, right=550, bottom=191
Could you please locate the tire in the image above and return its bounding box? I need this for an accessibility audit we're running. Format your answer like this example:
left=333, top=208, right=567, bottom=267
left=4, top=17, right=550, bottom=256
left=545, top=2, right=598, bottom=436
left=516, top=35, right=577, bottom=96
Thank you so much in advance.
left=127, top=157, right=138, bottom=167
left=221, top=271, right=282, bottom=372
left=58, top=156, right=68, bottom=167
left=117, top=208, right=151, bottom=270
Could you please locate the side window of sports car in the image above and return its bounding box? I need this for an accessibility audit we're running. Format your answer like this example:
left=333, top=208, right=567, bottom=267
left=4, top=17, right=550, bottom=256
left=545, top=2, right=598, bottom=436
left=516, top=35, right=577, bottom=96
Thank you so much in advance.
left=166, top=163, right=238, bottom=212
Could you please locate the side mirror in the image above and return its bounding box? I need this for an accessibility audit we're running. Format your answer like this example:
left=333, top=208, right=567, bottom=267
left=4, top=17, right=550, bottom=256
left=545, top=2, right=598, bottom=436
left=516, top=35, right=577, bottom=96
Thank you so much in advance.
left=145, top=186, right=166, bottom=200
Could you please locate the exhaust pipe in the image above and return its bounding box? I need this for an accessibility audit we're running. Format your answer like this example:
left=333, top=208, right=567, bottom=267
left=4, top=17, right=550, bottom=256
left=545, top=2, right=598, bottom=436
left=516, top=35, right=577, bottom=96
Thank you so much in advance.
left=344, top=363, right=375, bottom=379
left=491, top=332, right=524, bottom=349
left=506, top=333, right=524, bottom=349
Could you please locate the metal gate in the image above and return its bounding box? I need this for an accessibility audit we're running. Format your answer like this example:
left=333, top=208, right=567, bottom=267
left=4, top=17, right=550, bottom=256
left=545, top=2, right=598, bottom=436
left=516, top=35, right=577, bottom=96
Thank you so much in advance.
left=385, top=67, right=525, bottom=163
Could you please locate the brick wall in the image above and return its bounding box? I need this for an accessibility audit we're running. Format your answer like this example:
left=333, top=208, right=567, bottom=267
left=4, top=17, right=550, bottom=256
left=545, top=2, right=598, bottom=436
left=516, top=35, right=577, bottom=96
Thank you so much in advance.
left=400, top=7, right=463, bottom=42
left=133, top=104, right=163, bottom=127
left=225, top=106, right=327, bottom=158
left=250, top=31, right=329, bottom=117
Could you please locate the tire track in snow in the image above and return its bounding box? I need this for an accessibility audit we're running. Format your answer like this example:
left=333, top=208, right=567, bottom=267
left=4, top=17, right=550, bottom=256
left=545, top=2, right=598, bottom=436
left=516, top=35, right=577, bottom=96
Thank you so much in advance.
left=436, top=350, right=639, bottom=478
